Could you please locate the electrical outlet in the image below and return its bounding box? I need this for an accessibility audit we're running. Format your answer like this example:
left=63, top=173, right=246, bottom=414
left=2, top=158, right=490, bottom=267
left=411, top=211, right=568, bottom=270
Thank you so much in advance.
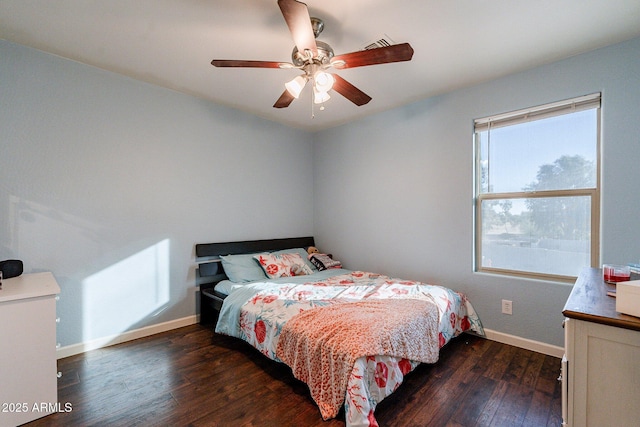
left=502, top=299, right=513, bottom=315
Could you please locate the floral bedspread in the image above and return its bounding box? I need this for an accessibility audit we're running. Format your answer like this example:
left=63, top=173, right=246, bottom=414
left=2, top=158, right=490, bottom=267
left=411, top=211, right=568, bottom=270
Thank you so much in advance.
left=277, top=298, right=440, bottom=420
left=215, top=271, right=484, bottom=427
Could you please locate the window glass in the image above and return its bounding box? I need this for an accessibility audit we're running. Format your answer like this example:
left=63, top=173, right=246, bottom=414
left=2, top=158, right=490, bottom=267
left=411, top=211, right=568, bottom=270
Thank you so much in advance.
left=478, top=109, right=598, bottom=194
left=479, top=196, right=591, bottom=277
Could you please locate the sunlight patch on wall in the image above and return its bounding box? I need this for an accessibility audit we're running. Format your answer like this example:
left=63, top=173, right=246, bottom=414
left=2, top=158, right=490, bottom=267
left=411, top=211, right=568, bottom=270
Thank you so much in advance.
left=82, top=239, right=170, bottom=341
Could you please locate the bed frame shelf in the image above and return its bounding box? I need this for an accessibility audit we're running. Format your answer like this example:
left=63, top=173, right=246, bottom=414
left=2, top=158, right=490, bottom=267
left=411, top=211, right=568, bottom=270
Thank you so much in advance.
left=200, top=288, right=226, bottom=325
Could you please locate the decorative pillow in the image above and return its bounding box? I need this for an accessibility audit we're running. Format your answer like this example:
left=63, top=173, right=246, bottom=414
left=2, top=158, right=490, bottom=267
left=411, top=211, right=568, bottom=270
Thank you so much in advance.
left=271, top=247, right=318, bottom=271
left=253, top=252, right=314, bottom=279
left=309, top=254, right=342, bottom=271
left=219, top=253, right=268, bottom=283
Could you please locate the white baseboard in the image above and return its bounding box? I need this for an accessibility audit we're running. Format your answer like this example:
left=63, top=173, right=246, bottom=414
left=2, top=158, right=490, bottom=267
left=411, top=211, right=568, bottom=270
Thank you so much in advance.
left=481, top=328, right=564, bottom=358
left=56, top=315, right=199, bottom=359
left=56, top=317, right=563, bottom=360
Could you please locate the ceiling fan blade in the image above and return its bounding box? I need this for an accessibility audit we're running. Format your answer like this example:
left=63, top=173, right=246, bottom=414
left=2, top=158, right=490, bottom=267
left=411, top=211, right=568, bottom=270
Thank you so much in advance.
left=273, top=90, right=296, bottom=108
left=332, top=74, right=372, bottom=106
left=331, top=43, right=414, bottom=69
left=211, top=59, right=289, bottom=68
left=278, top=0, right=317, bottom=58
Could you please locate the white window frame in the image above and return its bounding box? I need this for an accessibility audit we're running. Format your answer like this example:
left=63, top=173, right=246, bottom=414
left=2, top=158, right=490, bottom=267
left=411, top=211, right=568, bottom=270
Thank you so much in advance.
left=474, top=93, right=601, bottom=282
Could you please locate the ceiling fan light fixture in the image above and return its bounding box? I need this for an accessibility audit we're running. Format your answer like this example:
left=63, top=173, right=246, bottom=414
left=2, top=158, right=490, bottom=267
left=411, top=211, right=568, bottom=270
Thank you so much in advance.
left=313, top=71, right=334, bottom=93
left=313, top=87, right=331, bottom=104
left=284, top=75, right=307, bottom=98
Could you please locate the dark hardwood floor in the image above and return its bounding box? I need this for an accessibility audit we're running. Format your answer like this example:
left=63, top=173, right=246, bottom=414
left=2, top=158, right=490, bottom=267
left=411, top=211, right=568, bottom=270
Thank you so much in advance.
left=24, top=324, right=562, bottom=427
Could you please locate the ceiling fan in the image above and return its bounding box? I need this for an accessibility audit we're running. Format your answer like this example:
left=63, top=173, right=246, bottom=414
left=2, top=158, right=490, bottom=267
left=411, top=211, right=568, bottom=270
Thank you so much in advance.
left=211, top=0, right=414, bottom=109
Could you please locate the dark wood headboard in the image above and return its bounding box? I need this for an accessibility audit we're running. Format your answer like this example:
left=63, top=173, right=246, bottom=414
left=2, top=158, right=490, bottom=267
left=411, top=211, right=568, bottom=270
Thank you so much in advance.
left=195, top=236, right=315, bottom=290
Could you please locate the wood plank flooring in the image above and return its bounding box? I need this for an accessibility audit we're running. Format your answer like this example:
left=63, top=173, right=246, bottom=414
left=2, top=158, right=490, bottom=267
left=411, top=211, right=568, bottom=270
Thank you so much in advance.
left=24, top=324, right=562, bottom=427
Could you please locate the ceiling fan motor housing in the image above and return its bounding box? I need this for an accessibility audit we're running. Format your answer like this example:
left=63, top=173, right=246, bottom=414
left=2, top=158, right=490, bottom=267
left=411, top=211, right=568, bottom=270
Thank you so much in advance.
left=291, top=40, right=334, bottom=67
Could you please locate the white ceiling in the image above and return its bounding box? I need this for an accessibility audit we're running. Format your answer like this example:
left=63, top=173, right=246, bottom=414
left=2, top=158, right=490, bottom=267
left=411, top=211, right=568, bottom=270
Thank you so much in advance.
left=1, top=0, right=639, bottom=132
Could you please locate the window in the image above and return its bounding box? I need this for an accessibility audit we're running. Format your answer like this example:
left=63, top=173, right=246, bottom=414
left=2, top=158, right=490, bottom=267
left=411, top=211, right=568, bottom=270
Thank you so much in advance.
left=474, top=94, right=600, bottom=281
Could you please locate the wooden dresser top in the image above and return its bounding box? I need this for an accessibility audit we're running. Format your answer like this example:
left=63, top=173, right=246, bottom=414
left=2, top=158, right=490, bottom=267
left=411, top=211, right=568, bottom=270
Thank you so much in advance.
left=563, top=267, right=640, bottom=332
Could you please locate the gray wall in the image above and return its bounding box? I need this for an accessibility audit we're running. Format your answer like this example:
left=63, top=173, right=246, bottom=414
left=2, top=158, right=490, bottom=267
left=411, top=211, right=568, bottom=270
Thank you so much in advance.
left=0, top=40, right=313, bottom=347
left=312, top=37, right=640, bottom=347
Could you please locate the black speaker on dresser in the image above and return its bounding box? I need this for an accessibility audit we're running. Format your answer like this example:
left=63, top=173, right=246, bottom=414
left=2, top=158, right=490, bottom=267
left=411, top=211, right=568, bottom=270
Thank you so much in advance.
left=0, top=259, right=23, bottom=279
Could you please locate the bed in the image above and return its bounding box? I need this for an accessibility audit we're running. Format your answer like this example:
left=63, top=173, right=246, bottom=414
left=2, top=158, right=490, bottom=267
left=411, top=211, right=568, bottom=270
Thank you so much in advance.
left=196, top=237, right=483, bottom=427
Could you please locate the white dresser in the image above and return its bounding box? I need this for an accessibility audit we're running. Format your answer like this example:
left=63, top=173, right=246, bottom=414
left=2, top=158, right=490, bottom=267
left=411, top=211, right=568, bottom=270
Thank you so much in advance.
left=562, top=268, right=640, bottom=427
left=0, top=272, right=60, bottom=426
